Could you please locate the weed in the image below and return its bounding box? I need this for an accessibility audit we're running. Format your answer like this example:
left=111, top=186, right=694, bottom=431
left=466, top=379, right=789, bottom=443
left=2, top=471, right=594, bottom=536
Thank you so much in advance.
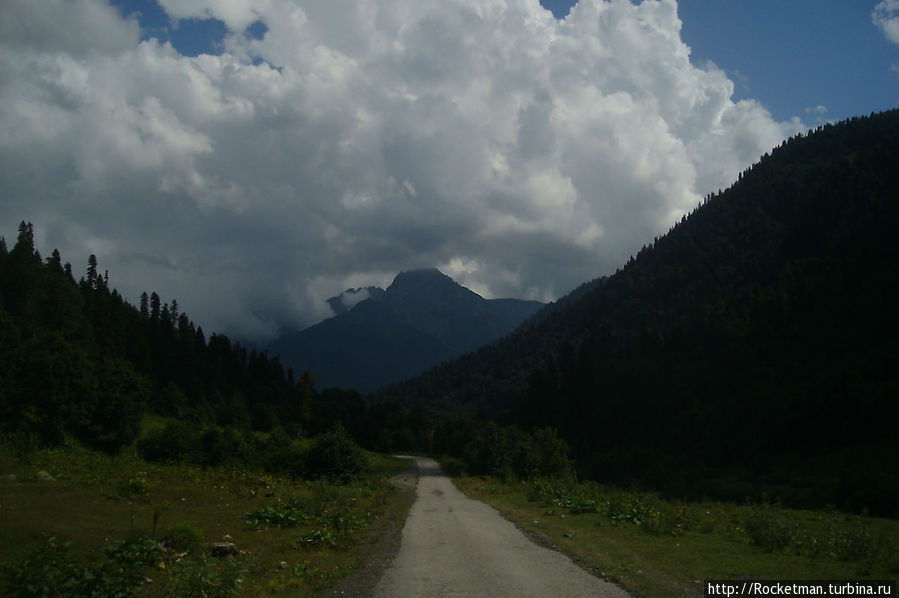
left=295, top=528, right=337, bottom=549
left=1, top=534, right=161, bottom=598
left=245, top=503, right=309, bottom=529
left=163, top=551, right=247, bottom=598
left=638, top=504, right=686, bottom=537
left=116, top=470, right=152, bottom=500
left=477, top=484, right=501, bottom=496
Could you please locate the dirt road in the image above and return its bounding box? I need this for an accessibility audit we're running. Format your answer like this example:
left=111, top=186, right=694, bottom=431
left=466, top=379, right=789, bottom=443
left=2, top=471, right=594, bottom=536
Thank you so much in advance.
left=373, top=457, right=630, bottom=598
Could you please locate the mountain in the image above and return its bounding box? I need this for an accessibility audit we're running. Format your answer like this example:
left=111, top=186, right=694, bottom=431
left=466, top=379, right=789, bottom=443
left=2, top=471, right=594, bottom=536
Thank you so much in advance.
left=268, top=269, right=544, bottom=392
left=375, top=110, right=899, bottom=515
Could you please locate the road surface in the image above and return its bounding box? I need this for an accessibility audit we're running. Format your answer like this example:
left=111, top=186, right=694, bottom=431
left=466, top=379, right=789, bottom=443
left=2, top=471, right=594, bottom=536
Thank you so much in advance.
left=374, top=457, right=630, bottom=598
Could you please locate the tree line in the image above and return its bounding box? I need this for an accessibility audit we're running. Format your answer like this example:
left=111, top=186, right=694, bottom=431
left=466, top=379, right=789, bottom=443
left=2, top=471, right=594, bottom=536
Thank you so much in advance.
left=0, top=224, right=371, bottom=457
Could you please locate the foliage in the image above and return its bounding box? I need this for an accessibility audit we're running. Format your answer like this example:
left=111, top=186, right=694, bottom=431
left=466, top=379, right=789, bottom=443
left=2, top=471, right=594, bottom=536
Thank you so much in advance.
left=743, top=504, right=796, bottom=551
left=304, top=425, right=367, bottom=484
left=137, top=420, right=201, bottom=463
left=527, top=479, right=686, bottom=536
left=294, top=528, right=337, bottom=550
left=0, top=534, right=161, bottom=598
left=245, top=503, right=310, bottom=529
left=0, top=225, right=316, bottom=452
left=0, top=437, right=412, bottom=598
left=164, top=522, right=205, bottom=552
left=456, top=422, right=572, bottom=481
left=163, top=552, right=246, bottom=598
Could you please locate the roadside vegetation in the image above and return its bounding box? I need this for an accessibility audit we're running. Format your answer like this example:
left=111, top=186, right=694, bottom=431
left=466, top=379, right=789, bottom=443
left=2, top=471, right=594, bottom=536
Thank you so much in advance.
left=455, top=476, right=899, bottom=598
left=0, top=431, right=413, bottom=597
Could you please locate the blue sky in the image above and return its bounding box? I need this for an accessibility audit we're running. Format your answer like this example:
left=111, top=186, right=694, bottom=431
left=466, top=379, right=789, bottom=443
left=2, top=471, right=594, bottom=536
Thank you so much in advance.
left=3, top=0, right=899, bottom=340
left=536, top=0, right=899, bottom=122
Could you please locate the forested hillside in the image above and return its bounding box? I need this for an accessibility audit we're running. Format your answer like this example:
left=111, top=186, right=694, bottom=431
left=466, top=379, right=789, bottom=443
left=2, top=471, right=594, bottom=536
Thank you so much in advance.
left=0, top=226, right=370, bottom=452
left=376, top=109, right=899, bottom=515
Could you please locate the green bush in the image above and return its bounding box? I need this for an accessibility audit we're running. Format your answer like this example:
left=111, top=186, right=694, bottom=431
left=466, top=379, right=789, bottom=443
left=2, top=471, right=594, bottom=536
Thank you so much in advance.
left=164, top=522, right=204, bottom=552
left=138, top=421, right=198, bottom=463
left=743, top=504, right=796, bottom=552
left=304, top=426, right=367, bottom=484
left=263, top=440, right=307, bottom=478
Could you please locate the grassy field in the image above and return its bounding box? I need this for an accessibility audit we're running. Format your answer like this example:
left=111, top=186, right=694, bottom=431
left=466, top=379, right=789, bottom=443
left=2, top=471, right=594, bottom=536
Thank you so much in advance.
left=454, top=477, right=899, bottom=598
left=0, top=439, right=413, bottom=597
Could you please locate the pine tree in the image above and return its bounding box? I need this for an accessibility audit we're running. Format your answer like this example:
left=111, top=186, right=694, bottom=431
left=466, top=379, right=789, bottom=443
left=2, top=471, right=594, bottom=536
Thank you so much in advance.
left=139, top=292, right=149, bottom=318
left=86, top=254, right=98, bottom=287
left=150, top=292, right=161, bottom=321
left=11, top=221, right=38, bottom=262
left=47, top=249, right=63, bottom=273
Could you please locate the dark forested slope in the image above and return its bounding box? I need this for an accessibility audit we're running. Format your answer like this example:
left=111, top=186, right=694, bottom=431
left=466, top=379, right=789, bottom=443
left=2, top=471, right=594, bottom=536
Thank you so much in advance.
left=0, top=225, right=324, bottom=450
left=377, top=110, right=899, bottom=514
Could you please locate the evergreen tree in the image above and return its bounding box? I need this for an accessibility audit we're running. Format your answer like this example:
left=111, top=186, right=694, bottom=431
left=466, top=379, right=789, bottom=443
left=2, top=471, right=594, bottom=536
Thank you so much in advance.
left=86, top=254, right=98, bottom=287
left=139, top=292, right=149, bottom=318
left=150, top=292, right=160, bottom=321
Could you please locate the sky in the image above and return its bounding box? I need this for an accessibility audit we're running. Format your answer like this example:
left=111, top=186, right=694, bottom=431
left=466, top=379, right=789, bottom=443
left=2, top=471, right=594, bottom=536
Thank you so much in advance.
left=2, top=0, right=897, bottom=342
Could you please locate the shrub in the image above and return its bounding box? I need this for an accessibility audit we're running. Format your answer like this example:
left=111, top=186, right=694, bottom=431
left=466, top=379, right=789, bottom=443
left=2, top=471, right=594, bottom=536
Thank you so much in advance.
left=743, top=504, right=795, bottom=552
left=531, top=427, right=573, bottom=478
left=138, top=421, right=198, bottom=463
left=164, top=522, right=204, bottom=552
left=304, top=426, right=367, bottom=484
left=263, top=440, right=307, bottom=478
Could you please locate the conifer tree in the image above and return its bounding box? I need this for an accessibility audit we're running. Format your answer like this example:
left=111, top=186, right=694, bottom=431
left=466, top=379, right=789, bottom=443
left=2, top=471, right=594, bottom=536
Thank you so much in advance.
left=86, top=254, right=98, bottom=287
left=12, top=221, right=38, bottom=262
left=139, top=292, right=149, bottom=318
left=150, top=292, right=161, bottom=321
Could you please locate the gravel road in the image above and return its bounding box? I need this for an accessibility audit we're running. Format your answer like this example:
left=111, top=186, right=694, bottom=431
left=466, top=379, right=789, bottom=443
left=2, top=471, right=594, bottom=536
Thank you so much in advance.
left=373, top=457, right=630, bottom=598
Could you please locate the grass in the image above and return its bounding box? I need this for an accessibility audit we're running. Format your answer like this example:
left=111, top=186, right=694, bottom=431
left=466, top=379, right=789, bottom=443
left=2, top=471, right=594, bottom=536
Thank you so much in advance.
left=454, top=477, right=899, bottom=598
left=0, top=438, right=413, bottom=597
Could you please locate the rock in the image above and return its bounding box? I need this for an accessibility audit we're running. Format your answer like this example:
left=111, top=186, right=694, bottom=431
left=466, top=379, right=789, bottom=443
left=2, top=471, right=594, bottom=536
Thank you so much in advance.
left=277, top=561, right=289, bottom=570
left=35, top=471, right=56, bottom=482
left=210, top=542, right=238, bottom=558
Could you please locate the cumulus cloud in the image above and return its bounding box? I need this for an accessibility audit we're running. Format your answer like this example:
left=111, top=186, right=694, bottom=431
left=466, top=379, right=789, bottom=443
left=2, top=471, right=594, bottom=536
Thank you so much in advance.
left=873, top=0, right=899, bottom=46
left=0, top=0, right=801, bottom=341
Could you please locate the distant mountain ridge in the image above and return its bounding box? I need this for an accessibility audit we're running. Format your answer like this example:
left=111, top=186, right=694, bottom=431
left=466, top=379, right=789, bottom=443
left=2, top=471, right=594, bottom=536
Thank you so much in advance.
left=269, top=268, right=544, bottom=392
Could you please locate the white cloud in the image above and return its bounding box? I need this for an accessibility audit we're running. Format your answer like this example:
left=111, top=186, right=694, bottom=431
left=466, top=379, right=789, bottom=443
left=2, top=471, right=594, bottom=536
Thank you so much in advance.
left=873, top=0, right=899, bottom=46
left=0, top=0, right=801, bottom=341
left=0, top=0, right=140, bottom=56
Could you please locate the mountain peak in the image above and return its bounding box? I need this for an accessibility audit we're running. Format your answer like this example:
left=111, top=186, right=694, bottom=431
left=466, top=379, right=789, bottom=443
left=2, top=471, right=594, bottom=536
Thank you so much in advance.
left=388, top=268, right=454, bottom=289
left=385, top=268, right=483, bottom=308
left=270, top=267, right=544, bottom=392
